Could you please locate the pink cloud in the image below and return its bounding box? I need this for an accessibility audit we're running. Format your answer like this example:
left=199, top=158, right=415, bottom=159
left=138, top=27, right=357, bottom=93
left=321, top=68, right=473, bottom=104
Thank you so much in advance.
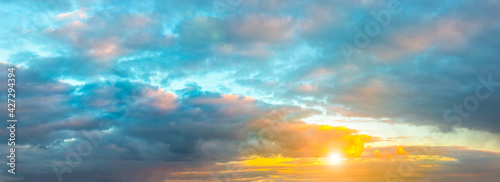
left=229, top=15, right=295, bottom=43
left=296, top=83, right=318, bottom=93
left=139, top=88, right=177, bottom=112
left=371, top=19, right=481, bottom=62
left=56, top=8, right=88, bottom=20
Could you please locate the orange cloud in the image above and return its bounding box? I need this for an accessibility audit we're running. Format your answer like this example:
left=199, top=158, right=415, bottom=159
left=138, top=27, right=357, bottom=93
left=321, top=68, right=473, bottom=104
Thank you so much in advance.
left=373, top=146, right=408, bottom=159
left=342, top=134, right=371, bottom=157
left=243, top=109, right=372, bottom=158
left=396, top=146, right=408, bottom=156
left=153, top=146, right=493, bottom=182
left=374, top=150, right=391, bottom=159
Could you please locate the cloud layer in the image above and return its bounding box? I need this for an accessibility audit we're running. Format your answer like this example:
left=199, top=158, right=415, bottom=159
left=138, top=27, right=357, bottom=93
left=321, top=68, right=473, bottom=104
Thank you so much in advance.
left=0, top=0, right=499, bottom=181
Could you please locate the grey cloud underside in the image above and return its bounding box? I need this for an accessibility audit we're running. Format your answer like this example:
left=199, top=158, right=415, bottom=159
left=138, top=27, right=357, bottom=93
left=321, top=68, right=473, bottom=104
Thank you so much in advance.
left=0, top=63, right=319, bottom=178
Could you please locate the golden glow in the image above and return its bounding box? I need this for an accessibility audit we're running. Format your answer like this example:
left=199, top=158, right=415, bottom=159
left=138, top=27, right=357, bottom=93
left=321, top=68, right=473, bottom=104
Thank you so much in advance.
left=327, top=153, right=343, bottom=165
left=396, top=146, right=408, bottom=155
left=342, top=134, right=371, bottom=157
left=240, top=155, right=295, bottom=167
left=168, top=149, right=469, bottom=181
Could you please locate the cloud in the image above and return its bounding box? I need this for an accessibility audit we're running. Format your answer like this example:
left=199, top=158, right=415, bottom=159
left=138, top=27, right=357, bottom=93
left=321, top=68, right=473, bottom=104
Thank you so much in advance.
left=48, top=9, right=170, bottom=59
left=1, top=0, right=500, bottom=181
left=0, top=62, right=374, bottom=180
left=56, top=8, right=88, bottom=20
left=242, top=109, right=372, bottom=158
left=110, top=146, right=500, bottom=182
left=226, top=14, right=295, bottom=44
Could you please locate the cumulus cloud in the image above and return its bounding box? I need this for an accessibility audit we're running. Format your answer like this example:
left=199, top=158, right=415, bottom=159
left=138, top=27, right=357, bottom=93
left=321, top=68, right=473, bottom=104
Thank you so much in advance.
left=244, top=112, right=372, bottom=158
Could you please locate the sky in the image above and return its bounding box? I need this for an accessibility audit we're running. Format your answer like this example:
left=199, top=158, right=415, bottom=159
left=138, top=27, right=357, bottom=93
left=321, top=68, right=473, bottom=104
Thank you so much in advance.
left=0, top=0, right=500, bottom=181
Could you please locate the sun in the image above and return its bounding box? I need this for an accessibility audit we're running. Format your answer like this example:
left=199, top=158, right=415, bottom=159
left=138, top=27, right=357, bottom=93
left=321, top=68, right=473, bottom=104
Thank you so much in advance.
left=327, top=153, right=344, bottom=165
